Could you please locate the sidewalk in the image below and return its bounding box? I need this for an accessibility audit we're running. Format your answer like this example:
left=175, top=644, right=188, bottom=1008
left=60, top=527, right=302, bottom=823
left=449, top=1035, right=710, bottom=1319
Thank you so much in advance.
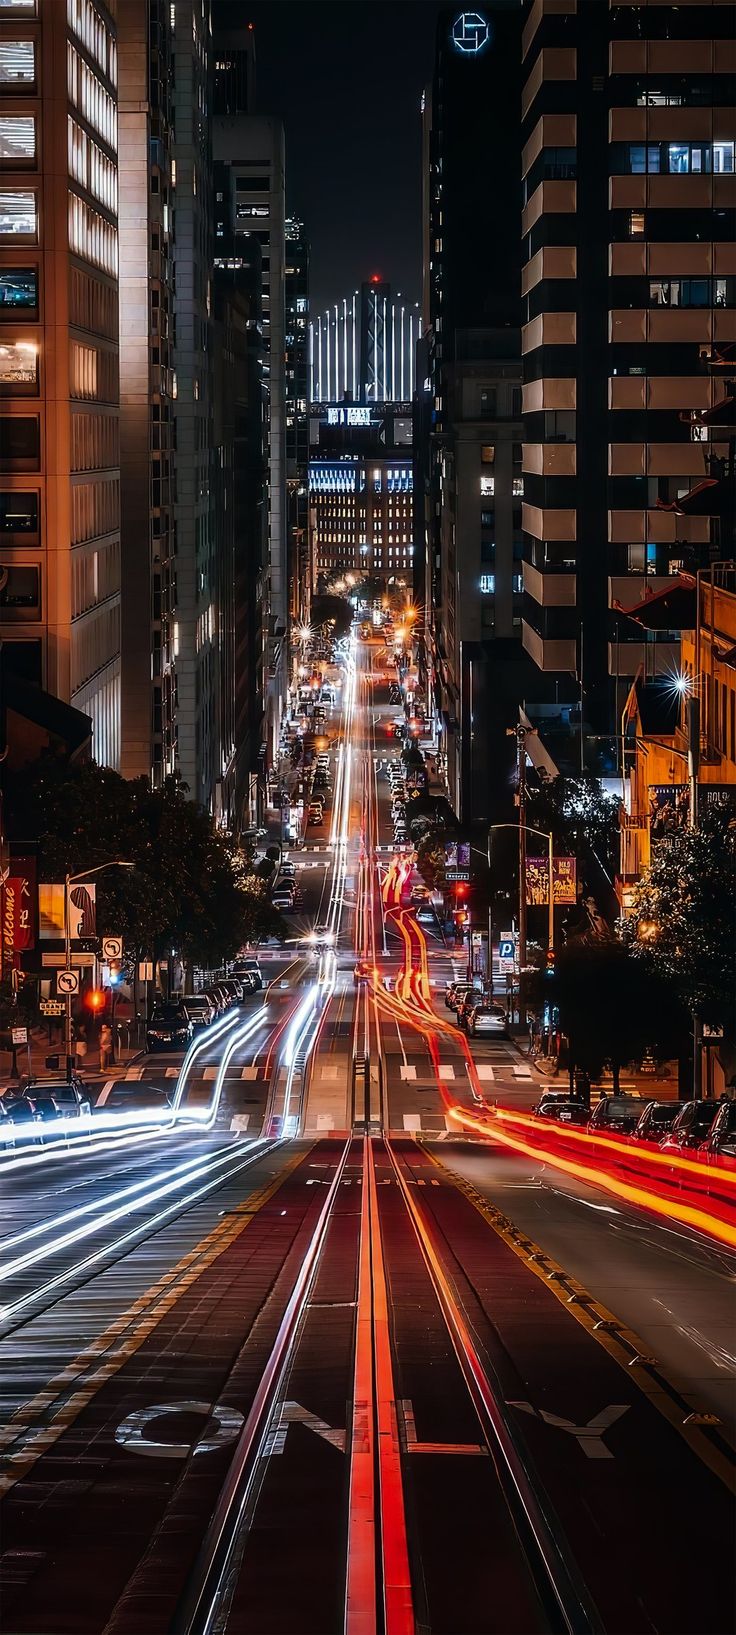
left=3, top=1022, right=145, bottom=1084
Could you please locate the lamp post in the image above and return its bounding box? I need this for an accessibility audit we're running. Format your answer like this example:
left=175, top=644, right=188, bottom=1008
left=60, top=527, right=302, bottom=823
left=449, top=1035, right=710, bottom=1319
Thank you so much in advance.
left=64, top=860, right=134, bottom=1077
left=488, top=823, right=555, bottom=1023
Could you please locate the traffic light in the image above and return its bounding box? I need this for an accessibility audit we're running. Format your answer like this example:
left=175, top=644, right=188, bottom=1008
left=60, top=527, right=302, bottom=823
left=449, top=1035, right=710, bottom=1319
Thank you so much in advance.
left=84, top=987, right=106, bottom=1013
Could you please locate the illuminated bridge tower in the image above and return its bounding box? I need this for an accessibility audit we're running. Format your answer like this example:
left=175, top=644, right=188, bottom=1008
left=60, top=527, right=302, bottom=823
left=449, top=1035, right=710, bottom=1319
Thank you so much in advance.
left=309, top=280, right=421, bottom=405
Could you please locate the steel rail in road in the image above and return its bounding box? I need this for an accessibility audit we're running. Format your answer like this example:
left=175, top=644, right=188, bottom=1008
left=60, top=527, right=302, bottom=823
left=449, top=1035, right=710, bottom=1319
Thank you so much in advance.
left=383, top=1136, right=602, bottom=1635
left=171, top=1135, right=355, bottom=1635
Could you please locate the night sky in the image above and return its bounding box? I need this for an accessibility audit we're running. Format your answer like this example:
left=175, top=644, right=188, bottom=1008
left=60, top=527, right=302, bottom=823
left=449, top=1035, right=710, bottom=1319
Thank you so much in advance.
left=234, top=0, right=443, bottom=313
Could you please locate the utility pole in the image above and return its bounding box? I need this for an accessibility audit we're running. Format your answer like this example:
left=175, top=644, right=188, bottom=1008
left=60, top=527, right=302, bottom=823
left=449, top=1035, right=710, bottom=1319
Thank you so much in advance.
left=517, top=725, right=528, bottom=1024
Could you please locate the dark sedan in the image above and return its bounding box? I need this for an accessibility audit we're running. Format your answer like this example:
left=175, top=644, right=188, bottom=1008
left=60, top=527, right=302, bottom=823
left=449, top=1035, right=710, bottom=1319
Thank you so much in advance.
left=146, top=1004, right=193, bottom=1053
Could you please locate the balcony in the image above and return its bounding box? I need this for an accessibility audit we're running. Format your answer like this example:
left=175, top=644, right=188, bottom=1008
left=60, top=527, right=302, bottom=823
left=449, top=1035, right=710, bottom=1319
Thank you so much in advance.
left=524, top=562, right=577, bottom=606
left=608, top=640, right=680, bottom=677
left=522, top=620, right=577, bottom=673
left=608, top=574, right=679, bottom=607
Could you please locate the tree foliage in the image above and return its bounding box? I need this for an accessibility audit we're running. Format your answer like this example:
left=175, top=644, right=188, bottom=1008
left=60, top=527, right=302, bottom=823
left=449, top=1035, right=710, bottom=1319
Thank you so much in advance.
left=622, top=814, right=736, bottom=1027
left=20, top=758, right=284, bottom=967
left=549, top=939, right=688, bottom=1087
left=527, top=775, right=621, bottom=881
left=415, top=832, right=447, bottom=894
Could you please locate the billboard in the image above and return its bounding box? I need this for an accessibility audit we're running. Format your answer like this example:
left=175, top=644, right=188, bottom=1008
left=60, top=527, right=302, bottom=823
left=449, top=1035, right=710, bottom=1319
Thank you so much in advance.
left=39, top=882, right=96, bottom=941
left=444, top=839, right=471, bottom=882
left=2, top=857, right=36, bottom=963
left=526, top=857, right=577, bottom=907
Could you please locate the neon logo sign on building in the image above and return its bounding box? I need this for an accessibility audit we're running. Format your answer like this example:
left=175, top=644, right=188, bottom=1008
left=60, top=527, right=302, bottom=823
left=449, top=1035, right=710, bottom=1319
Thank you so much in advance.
left=451, top=11, right=491, bottom=55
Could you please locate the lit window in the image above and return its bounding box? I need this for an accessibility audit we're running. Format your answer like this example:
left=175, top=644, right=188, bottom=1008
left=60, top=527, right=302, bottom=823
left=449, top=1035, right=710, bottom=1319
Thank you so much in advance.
left=0, top=114, right=35, bottom=162
left=481, top=444, right=494, bottom=464
left=512, top=477, right=524, bottom=497
left=0, top=39, right=35, bottom=87
left=714, top=141, right=735, bottom=174
left=0, top=338, right=37, bottom=389
left=0, top=266, right=36, bottom=309
left=0, top=188, right=36, bottom=236
left=629, top=210, right=645, bottom=238
left=628, top=145, right=660, bottom=174
left=480, top=475, right=494, bottom=497
left=480, top=575, right=495, bottom=594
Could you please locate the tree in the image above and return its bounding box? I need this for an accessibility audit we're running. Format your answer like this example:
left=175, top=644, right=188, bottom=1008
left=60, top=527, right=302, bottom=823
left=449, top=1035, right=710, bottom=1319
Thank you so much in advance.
left=415, top=832, right=447, bottom=895
left=527, top=775, right=621, bottom=883
left=549, top=940, right=687, bottom=1092
left=20, top=757, right=282, bottom=971
left=622, top=813, right=736, bottom=1030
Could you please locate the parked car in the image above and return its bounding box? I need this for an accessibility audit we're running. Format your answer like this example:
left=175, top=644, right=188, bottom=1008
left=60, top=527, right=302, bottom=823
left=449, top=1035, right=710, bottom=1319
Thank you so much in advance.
left=457, top=989, right=489, bottom=1029
left=272, top=889, right=296, bottom=910
left=448, top=982, right=483, bottom=1015
left=410, top=886, right=430, bottom=906
left=219, top=977, right=244, bottom=1005
left=146, top=1003, right=193, bottom=1053
left=203, top=987, right=227, bottom=1018
left=466, top=1003, right=507, bottom=1038
left=96, top=1083, right=173, bottom=1114
left=1, top=1091, right=44, bottom=1143
left=633, top=1100, right=686, bottom=1143
left=588, top=1094, right=643, bottom=1136
left=278, top=861, right=296, bottom=879
left=659, top=1099, right=720, bottom=1152
left=238, top=970, right=259, bottom=994
left=308, top=803, right=324, bottom=825
left=181, top=994, right=216, bottom=1031
left=23, top=1075, right=92, bottom=1120
left=0, top=1097, right=16, bottom=1147
left=210, top=983, right=234, bottom=1012
left=233, top=957, right=263, bottom=989
left=313, top=771, right=330, bottom=789
left=535, top=1099, right=589, bottom=1126
left=703, top=1098, right=736, bottom=1158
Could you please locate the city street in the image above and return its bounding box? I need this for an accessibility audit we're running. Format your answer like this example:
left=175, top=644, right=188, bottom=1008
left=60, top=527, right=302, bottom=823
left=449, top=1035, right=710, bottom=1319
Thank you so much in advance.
left=1, top=629, right=734, bottom=1635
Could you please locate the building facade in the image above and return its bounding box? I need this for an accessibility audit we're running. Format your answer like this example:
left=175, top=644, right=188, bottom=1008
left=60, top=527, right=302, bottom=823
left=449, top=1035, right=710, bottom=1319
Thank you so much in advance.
left=213, top=97, right=287, bottom=757
left=117, top=0, right=176, bottom=784
left=285, top=214, right=309, bottom=634
left=310, top=280, right=422, bottom=405
left=0, top=0, right=121, bottom=767
left=309, top=402, right=413, bottom=586
left=520, top=0, right=736, bottom=752
left=419, top=2, right=537, bottom=823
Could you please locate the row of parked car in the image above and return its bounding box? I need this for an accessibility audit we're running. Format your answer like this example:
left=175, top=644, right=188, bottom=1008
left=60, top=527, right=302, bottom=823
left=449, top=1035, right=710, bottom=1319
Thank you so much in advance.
left=387, top=761, right=410, bottom=846
left=532, top=1088, right=736, bottom=1157
left=145, top=961, right=262, bottom=1052
left=445, top=979, right=508, bottom=1038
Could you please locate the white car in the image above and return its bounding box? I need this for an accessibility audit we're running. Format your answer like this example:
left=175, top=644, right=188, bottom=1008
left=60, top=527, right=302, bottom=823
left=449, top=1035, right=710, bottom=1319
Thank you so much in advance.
left=272, top=890, right=296, bottom=910
left=279, top=860, right=296, bottom=878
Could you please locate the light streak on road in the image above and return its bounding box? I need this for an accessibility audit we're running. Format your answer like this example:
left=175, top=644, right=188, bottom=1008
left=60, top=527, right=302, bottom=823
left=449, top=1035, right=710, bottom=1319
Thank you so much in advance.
left=0, top=1136, right=277, bottom=1324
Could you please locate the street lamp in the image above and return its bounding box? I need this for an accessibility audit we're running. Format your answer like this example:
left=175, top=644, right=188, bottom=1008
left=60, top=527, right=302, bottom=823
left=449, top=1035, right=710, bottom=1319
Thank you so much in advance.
left=64, top=860, right=134, bottom=1076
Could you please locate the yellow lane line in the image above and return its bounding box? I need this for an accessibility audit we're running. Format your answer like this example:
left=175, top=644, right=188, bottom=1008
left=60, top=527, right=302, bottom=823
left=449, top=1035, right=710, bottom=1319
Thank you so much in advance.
left=421, top=1143, right=736, bottom=1494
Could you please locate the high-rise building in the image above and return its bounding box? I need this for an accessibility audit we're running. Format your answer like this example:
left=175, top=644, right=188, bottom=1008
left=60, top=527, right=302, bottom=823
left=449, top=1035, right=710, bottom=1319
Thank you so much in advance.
left=285, top=214, right=309, bottom=633
left=118, top=0, right=176, bottom=784
left=310, top=280, right=421, bottom=404
left=213, top=25, right=287, bottom=760
left=0, top=0, right=121, bottom=768
left=309, top=402, right=414, bottom=586
left=419, top=3, right=539, bottom=823
left=520, top=0, right=735, bottom=756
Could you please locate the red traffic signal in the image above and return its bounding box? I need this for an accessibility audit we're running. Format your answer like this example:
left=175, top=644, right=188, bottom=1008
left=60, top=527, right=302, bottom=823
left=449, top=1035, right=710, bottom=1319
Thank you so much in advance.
left=84, top=987, right=106, bottom=1013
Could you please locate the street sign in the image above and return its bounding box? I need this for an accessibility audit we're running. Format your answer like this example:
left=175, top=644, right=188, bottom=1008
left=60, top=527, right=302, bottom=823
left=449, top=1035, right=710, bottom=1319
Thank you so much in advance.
left=499, top=937, right=516, bottom=974
left=40, top=999, right=65, bottom=1017
left=138, top=961, right=154, bottom=982
left=57, top=969, right=80, bottom=996
left=702, top=1023, right=724, bottom=1041
left=102, top=935, right=123, bottom=961
left=11, top=1026, right=27, bottom=1046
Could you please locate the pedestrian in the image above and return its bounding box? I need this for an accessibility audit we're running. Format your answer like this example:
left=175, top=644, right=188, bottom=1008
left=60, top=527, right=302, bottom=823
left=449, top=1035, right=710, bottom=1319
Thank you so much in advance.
left=99, top=1022, right=113, bottom=1072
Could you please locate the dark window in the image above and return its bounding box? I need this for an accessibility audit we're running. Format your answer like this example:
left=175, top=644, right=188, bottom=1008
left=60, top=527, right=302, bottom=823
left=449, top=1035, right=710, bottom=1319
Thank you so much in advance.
left=0, top=488, right=37, bottom=531
left=480, top=388, right=496, bottom=417
left=0, top=561, right=38, bottom=612
left=0, top=637, right=41, bottom=684
left=0, top=414, right=39, bottom=468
